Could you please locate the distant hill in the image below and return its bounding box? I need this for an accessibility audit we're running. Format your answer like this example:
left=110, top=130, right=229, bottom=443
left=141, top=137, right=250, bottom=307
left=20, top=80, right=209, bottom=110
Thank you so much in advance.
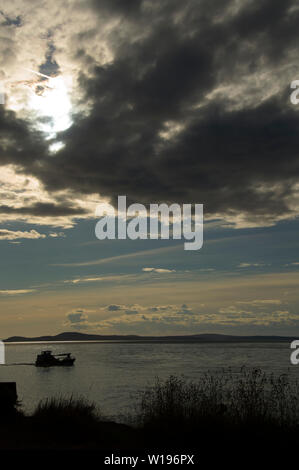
left=3, top=331, right=296, bottom=343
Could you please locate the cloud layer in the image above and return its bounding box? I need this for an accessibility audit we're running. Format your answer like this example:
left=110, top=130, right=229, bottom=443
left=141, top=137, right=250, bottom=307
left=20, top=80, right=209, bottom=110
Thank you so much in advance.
left=1, top=0, right=299, bottom=228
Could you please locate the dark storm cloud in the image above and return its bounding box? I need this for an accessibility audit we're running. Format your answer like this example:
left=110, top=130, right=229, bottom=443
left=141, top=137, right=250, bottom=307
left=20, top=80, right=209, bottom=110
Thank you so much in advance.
left=2, top=0, right=299, bottom=224
left=91, top=0, right=142, bottom=16
left=0, top=202, right=88, bottom=216
left=156, top=98, right=299, bottom=215
left=0, top=107, right=47, bottom=166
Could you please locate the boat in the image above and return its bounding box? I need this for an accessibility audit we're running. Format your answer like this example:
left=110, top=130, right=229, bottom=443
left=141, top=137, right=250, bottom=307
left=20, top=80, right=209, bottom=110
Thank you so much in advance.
left=35, top=350, right=75, bottom=367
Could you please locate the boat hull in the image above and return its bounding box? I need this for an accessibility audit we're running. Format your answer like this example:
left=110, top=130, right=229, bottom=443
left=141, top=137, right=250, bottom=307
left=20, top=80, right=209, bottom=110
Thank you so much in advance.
left=35, top=358, right=75, bottom=367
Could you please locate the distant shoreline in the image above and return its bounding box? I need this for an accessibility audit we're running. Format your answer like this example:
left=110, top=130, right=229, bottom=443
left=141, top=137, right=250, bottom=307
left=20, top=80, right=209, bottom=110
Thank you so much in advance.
left=3, top=332, right=296, bottom=344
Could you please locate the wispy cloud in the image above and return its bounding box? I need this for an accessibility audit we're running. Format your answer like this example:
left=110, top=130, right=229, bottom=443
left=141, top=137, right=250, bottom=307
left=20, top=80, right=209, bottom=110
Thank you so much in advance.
left=0, top=229, right=67, bottom=241
left=0, top=229, right=46, bottom=240
left=53, top=245, right=182, bottom=267
left=63, top=274, right=134, bottom=285
left=49, top=232, right=66, bottom=238
left=0, top=289, right=36, bottom=295
left=142, top=267, right=176, bottom=273
left=238, top=263, right=266, bottom=268
left=236, top=299, right=282, bottom=306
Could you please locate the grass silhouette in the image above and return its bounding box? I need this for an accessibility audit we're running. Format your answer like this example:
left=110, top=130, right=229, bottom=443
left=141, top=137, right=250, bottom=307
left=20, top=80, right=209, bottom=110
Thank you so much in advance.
left=137, top=368, right=299, bottom=429
left=0, top=367, right=298, bottom=461
left=135, top=368, right=299, bottom=464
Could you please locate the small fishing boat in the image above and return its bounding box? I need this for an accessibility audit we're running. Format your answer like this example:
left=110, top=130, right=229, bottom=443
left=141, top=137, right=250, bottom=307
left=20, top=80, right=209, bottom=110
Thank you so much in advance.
left=35, top=350, right=75, bottom=367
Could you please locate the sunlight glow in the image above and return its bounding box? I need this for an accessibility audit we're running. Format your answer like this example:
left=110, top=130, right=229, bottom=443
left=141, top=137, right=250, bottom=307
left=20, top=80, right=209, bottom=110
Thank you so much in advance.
left=29, top=76, right=72, bottom=138
left=49, top=141, right=65, bottom=154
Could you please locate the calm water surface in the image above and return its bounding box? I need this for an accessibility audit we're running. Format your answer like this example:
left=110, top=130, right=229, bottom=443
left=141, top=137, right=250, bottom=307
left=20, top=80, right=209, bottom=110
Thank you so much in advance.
left=0, top=342, right=297, bottom=419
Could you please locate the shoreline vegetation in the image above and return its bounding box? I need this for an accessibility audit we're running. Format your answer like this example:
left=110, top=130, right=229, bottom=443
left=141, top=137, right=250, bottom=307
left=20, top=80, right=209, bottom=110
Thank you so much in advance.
left=1, top=368, right=299, bottom=461
left=3, top=331, right=297, bottom=343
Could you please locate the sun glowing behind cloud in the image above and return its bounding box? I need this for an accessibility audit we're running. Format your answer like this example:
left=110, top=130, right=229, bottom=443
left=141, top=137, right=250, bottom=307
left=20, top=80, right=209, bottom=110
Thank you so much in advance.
left=28, top=74, right=73, bottom=138
left=5, top=69, right=73, bottom=154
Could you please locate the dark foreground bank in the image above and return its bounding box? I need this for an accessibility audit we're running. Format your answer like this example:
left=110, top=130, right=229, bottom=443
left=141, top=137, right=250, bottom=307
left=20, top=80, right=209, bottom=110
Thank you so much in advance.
left=0, top=368, right=298, bottom=465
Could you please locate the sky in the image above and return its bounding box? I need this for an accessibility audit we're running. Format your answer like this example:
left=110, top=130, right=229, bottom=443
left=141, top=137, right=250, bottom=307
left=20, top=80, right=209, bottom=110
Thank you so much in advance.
left=1, top=0, right=299, bottom=337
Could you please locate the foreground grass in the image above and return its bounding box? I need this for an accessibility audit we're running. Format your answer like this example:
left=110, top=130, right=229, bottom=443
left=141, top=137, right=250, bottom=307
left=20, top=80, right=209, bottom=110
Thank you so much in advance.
left=1, top=368, right=299, bottom=458
left=137, top=368, right=299, bottom=429
left=136, top=368, right=299, bottom=457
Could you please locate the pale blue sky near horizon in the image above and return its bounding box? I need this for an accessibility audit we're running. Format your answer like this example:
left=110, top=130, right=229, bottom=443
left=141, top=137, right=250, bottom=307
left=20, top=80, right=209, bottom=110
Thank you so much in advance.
left=1, top=216, right=299, bottom=338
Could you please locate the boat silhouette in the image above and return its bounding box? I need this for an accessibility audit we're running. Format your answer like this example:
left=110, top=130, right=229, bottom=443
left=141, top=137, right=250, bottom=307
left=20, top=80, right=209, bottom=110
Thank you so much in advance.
left=35, top=350, right=75, bottom=367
